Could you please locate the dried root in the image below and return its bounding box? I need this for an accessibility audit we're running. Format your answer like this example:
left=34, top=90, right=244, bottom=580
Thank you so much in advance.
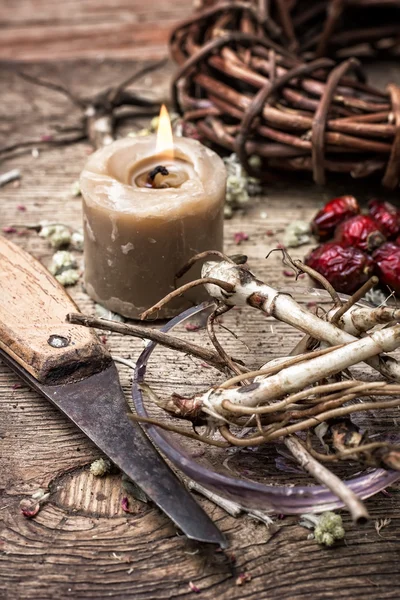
left=72, top=250, right=400, bottom=520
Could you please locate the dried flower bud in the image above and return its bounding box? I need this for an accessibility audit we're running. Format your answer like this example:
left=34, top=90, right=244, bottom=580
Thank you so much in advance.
left=282, top=220, right=311, bottom=248
left=40, top=225, right=72, bottom=249
left=314, top=512, right=345, bottom=546
left=90, top=458, right=111, bottom=477
left=300, top=511, right=345, bottom=546
left=49, top=251, right=80, bottom=286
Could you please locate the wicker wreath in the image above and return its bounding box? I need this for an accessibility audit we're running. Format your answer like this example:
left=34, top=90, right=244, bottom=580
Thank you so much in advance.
left=170, top=1, right=400, bottom=188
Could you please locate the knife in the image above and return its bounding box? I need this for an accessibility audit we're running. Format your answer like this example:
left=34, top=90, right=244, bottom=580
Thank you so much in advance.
left=0, top=236, right=226, bottom=547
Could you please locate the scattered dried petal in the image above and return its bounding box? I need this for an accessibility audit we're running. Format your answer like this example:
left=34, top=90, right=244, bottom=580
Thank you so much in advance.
left=16, top=204, right=26, bottom=212
left=19, top=494, right=49, bottom=518
left=121, top=497, right=135, bottom=514
left=236, top=573, right=252, bottom=586
left=2, top=226, right=17, bottom=234
left=283, top=269, right=295, bottom=277
left=19, top=499, right=40, bottom=518
left=234, top=231, right=249, bottom=245
left=185, top=322, right=201, bottom=332
left=188, top=581, right=200, bottom=593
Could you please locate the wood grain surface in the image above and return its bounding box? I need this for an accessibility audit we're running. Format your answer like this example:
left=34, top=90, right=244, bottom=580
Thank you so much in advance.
left=1, top=9, right=400, bottom=599
left=0, top=0, right=192, bottom=62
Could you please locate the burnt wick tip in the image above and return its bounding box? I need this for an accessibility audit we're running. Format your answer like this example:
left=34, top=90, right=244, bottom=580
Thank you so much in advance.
left=148, top=165, right=169, bottom=182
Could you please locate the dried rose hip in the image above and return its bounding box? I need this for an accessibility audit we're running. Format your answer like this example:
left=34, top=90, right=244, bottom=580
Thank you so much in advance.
left=311, top=195, right=360, bottom=240
left=368, top=199, right=400, bottom=239
left=305, top=242, right=374, bottom=294
left=373, top=242, right=400, bottom=295
left=335, top=215, right=385, bottom=253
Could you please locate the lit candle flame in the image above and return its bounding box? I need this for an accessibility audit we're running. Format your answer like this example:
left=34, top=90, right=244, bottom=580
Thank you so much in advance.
left=156, top=104, right=174, bottom=159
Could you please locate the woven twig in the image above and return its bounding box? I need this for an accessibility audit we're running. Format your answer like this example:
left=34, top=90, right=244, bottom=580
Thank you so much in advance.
left=170, top=1, right=400, bottom=187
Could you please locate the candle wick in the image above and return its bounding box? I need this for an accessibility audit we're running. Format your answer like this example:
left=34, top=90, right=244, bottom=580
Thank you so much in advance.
left=147, top=165, right=169, bottom=183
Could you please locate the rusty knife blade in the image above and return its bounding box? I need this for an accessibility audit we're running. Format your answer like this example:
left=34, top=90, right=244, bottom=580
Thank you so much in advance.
left=0, top=348, right=226, bottom=547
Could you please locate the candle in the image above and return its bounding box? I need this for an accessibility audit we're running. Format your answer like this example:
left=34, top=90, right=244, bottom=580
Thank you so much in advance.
left=80, top=108, right=226, bottom=319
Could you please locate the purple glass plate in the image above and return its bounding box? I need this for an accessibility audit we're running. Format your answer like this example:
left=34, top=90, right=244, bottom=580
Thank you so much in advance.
left=132, top=298, right=400, bottom=514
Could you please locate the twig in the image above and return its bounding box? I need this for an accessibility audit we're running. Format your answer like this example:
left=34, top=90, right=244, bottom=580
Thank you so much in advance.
left=14, top=69, right=84, bottom=108
left=174, top=250, right=237, bottom=285
left=67, top=312, right=228, bottom=371
left=284, top=435, right=369, bottom=524
left=261, top=396, right=400, bottom=442
left=207, top=304, right=245, bottom=377
left=3, top=60, right=164, bottom=158
left=140, top=278, right=235, bottom=320
left=128, top=414, right=229, bottom=447
left=330, top=276, right=379, bottom=324
left=306, top=439, right=400, bottom=463
left=292, top=259, right=342, bottom=306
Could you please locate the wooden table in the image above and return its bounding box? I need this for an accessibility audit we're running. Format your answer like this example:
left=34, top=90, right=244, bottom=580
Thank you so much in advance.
left=1, top=2, right=400, bottom=598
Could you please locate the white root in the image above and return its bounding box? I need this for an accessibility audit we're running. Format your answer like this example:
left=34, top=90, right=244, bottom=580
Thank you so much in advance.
left=327, top=305, right=400, bottom=336
left=201, top=325, right=400, bottom=420
left=201, top=260, right=400, bottom=382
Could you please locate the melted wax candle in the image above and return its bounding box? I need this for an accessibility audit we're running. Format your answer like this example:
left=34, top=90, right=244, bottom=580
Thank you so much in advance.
left=80, top=127, right=226, bottom=319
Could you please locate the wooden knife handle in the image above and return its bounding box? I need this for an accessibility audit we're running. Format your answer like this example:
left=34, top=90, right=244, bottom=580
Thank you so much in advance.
left=0, top=236, right=111, bottom=384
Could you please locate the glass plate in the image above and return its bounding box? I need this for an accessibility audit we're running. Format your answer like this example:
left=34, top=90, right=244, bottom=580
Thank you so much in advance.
left=132, top=288, right=400, bottom=514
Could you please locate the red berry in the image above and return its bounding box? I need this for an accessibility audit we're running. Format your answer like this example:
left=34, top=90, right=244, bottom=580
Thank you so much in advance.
left=373, top=242, right=400, bottom=295
left=305, top=242, right=374, bottom=294
left=311, top=195, right=360, bottom=240
left=335, top=215, right=385, bottom=253
left=368, top=199, right=400, bottom=239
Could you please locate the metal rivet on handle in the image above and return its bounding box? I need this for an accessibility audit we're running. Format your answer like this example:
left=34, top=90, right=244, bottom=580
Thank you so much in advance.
left=48, top=335, right=70, bottom=348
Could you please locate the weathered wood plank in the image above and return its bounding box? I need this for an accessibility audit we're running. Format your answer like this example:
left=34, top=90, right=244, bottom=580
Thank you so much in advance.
left=0, top=0, right=192, bottom=61
left=1, top=58, right=400, bottom=600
